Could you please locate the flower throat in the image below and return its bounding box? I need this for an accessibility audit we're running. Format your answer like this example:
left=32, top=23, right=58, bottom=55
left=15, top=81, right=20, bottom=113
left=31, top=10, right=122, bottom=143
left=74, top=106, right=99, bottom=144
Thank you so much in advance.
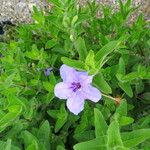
left=71, top=82, right=81, bottom=92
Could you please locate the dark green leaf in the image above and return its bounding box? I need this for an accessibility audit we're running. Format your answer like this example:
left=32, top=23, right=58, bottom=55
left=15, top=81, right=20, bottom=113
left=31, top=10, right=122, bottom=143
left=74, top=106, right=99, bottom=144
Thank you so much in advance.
left=75, top=37, right=88, bottom=61
left=95, top=41, right=120, bottom=68
left=115, top=99, right=127, bottom=117
left=61, top=57, right=85, bottom=70
left=45, top=39, right=57, bottom=49
left=94, top=73, right=112, bottom=94
left=37, top=120, right=51, bottom=149
left=94, top=108, right=108, bottom=137
left=0, top=105, right=22, bottom=132
left=107, top=121, right=123, bottom=148
left=121, top=129, right=150, bottom=148
left=118, top=82, right=133, bottom=97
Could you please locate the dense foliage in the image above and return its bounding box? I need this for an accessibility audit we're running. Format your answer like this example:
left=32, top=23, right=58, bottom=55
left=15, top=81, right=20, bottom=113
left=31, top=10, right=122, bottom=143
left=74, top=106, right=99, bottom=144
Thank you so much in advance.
left=0, top=0, right=150, bottom=149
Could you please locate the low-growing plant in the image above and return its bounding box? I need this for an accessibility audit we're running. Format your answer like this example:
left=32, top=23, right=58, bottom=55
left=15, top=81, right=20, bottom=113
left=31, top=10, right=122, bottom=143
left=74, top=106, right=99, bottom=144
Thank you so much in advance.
left=0, top=0, right=150, bottom=149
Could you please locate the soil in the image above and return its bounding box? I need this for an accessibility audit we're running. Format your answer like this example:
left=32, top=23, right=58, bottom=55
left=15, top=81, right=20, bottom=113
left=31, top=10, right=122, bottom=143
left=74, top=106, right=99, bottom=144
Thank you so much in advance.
left=0, top=0, right=149, bottom=23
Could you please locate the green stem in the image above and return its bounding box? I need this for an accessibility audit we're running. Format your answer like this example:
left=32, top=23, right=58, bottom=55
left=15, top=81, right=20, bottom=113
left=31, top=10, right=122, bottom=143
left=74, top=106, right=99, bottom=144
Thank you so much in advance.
left=102, top=93, right=116, bottom=101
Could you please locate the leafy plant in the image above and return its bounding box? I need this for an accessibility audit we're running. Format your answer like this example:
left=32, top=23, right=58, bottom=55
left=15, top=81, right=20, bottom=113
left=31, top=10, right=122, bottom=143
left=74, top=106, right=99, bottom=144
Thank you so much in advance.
left=0, top=0, right=149, bottom=149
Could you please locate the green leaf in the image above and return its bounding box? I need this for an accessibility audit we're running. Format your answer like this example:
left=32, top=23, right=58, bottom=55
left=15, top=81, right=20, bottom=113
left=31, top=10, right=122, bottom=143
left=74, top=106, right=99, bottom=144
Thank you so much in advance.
left=135, top=80, right=144, bottom=94
left=0, top=105, right=22, bottom=133
left=93, top=73, right=112, bottom=94
left=114, top=146, right=129, bottom=150
left=115, top=99, right=127, bottom=117
left=54, top=104, right=68, bottom=133
left=73, top=136, right=107, bottom=150
left=43, top=82, right=54, bottom=92
left=61, top=57, right=85, bottom=70
left=32, top=6, right=45, bottom=25
left=107, top=121, right=123, bottom=148
left=85, top=50, right=98, bottom=75
left=45, top=93, right=55, bottom=104
left=85, top=50, right=95, bottom=69
left=118, top=57, right=125, bottom=75
left=7, top=95, right=27, bottom=110
left=3, top=139, right=11, bottom=150
left=121, top=129, right=150, bottom=148
left=47, top=110, right=59, bottom=119
left=138, top=65, right=150, bottom=79
left=71, top=15, right=78, bottom=26
left=74, top=130, right=95, bottom=142
left=122, top=72, right=139, bottom=82
left=49, top=72, right=57, bottom=84
left=25, top=45, right=41, bottom=60
left=56, top=145, right=66, bottom=150
left=20, top=131, right=39, bottom=149
left=95, top=41, right=119, bottom=68
left=0, top=139, right=20, bottom=150
left=37, top=120, right=51, bottom=149
left=48, top=104, right=68, bottom=133
left=26, top=143, right=37, bottom=150
left=116, top=58, right=126, bottom=82
left=118, top=82, right=133, bottom=97
left=48, top=0, right=63, bottom=8
left=134, top=115, right=150, bottom=128
left=119, top=116, right=134, bottom=126
left=94, top=108, right=108, bottom=137
left=139, top=92, right=150, bottom=101
left=75, top=37, right=88, bottom=61
left=45, top=39, right=57, bottom=49
left=74, top=106, right=92, bottom=134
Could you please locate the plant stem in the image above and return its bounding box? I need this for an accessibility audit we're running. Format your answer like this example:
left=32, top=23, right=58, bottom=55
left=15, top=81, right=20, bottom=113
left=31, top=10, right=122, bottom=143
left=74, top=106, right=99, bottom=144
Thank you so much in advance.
left=102, top=93, right=116, bottom=101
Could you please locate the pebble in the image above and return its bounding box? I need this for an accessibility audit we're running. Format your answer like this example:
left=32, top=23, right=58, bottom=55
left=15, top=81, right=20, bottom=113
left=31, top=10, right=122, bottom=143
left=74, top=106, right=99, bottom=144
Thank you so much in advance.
left=0, top=0, right=47, bottom=23
left=0, top=0, right=149, bottom=23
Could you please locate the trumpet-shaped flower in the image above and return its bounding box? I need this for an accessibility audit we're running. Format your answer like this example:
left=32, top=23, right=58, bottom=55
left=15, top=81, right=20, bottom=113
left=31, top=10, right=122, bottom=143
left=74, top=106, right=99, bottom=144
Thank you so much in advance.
left=54, top=65, right=101, bottom=115
left=44, top=67, right=53, bottom=76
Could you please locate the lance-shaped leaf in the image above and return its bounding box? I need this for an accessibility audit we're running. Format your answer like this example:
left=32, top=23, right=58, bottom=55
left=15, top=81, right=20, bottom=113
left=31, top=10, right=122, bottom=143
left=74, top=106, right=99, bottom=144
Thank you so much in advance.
left=115, top=99, right=127, bottom=117
left=95, top=41, right=119, bottom=68
left=61, top=57, right=85, bottom=70
left=75, top=37, right=88, bottom=61
left=0, top=139, right=20, bottom=150
left=37, top=120, right=51, bottom=149
left=107, top=121, right=124, bottom=149
left=0, top=105, right=22, bottom=132
left=73, top=136, right=107, bottom=150
left=20, top=130, right=39, bottom=149
left=118, top=82, right=133, bottom=98
left=121, top=129, right=150, bottom=148
left=93, top=73, right=112, bottom=94
left=47, top=104, right=68, bottom=133
left=94, top=108, right=108, bottom=138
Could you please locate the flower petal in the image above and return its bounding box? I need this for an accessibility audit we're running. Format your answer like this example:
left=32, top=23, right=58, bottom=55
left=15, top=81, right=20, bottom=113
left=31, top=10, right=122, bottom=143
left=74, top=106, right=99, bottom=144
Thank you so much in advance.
left=60, top=65, right=77, bottom=82
left=82, top=85, right=101, bottom=102
left=54, top=82, right=72, bottom=99
left=66, top=94, right=85, bottom=115
left=77, top=71, right=93, bottom=85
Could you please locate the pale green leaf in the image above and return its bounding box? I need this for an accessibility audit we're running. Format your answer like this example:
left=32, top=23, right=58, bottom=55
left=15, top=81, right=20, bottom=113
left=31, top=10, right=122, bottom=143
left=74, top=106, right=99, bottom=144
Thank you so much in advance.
left=73, top=136, right=107, bottom=150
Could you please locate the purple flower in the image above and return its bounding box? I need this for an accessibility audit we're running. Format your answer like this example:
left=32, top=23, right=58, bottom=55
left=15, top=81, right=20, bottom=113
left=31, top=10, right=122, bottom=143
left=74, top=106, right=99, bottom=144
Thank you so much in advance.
left=44, top=68, right=53, bottom=76
left=54, top=65, right=101, bottom=115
